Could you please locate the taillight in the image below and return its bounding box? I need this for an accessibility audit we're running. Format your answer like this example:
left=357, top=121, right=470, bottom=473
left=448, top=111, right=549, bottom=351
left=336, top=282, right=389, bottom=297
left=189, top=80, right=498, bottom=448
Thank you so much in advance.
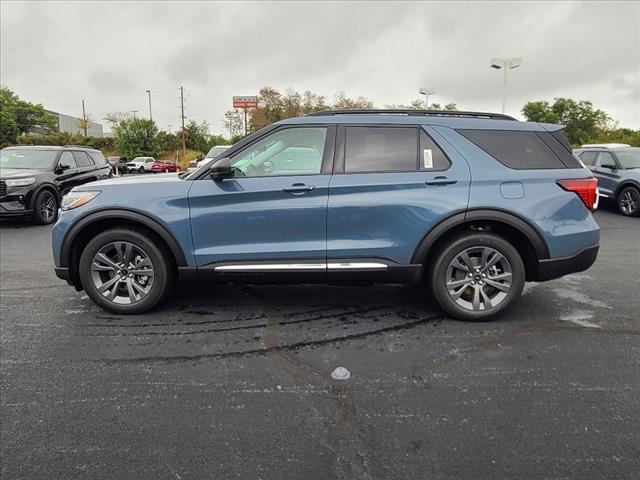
left=557, top=178, right=598, bottom=211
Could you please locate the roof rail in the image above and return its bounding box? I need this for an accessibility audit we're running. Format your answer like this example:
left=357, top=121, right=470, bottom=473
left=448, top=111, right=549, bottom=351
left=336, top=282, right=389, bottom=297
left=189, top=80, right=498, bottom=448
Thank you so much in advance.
left=306, top=109, right=517, bottom=121
left=63, top=145, right=95, bottom=149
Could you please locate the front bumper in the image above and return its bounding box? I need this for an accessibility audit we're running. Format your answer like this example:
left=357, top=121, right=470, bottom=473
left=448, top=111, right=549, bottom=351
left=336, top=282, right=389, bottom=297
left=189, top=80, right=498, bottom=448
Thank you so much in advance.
left=0, top=200, right=33, bottom=217
left=533, top=245, right=599, bottom=281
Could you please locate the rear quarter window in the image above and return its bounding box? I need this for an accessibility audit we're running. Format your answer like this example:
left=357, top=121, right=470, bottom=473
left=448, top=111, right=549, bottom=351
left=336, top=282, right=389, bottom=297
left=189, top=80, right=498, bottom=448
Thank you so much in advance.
left=457, top=129, right=566, bottom=170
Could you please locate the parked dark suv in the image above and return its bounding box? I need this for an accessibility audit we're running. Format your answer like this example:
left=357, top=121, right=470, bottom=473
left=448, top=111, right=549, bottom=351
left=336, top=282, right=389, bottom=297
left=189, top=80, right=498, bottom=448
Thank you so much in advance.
left=0, top=145, right=112, bottom=224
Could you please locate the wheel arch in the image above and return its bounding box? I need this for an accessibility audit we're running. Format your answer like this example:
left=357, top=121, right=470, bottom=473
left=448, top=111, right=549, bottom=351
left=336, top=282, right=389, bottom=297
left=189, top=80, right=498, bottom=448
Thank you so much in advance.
left=614, top=180, right=640, bottom=198
left=29, top=183, right=60, bottom=209
left=60, top=209, right=188, bottom=284
left=411, top=208, right=550, bottom=281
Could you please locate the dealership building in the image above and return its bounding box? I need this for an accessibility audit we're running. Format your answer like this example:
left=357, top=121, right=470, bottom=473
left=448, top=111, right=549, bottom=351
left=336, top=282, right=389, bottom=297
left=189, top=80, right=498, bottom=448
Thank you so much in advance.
left=44, top=110, right=104, bottom=137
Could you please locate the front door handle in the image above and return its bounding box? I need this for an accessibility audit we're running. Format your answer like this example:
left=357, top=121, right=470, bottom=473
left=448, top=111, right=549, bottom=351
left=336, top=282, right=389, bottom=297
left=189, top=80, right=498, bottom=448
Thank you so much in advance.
left=283, top=183, right=315, bottom=194
left=425, top=176, right=458, bottom=186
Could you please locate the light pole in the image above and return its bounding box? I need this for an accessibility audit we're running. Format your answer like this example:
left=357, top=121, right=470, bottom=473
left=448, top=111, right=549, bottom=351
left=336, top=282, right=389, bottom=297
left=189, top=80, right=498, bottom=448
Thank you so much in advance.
left=146, top=90, right=153, bottom=122
left=490, top=57, right=522, bottom=113
left=419, top=88, right=436, bottom=109
left=131, top=110, right=138, bottom=120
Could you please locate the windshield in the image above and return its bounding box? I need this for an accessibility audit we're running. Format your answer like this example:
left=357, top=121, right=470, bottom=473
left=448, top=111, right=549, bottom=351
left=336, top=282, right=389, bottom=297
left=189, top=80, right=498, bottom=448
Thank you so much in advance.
left=616, top=149, right=640, bottom=169
left=0, top=149, right=58, bottom=170
left=206, top=146, right=229, bottom=159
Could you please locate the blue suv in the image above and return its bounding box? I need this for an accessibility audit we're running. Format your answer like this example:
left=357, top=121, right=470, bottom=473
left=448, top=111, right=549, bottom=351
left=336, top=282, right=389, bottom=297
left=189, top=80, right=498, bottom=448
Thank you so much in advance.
left=52, top=110, right=600, bottom=321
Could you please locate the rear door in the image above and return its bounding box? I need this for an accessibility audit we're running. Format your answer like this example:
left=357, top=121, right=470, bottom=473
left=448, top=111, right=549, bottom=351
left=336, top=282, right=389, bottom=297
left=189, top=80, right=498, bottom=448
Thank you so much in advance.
left=326, top=124, right=471, bottom=275
left=188, top=125, right=335, bottom=273
left=72, top=151, right=98, bottom=185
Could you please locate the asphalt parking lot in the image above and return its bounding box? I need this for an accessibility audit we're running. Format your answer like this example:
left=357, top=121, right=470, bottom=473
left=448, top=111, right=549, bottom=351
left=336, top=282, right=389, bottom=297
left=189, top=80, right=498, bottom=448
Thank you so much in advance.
left=1, top=203, right=638, bottom=479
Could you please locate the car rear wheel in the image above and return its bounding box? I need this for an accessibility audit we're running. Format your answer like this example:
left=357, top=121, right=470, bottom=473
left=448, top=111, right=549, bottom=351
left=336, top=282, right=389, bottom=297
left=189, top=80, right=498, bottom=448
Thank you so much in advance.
left=429, top=232, right=525, bottom=321
left=32, top=190, right=58, bottom=225
left=78, top=228, right=174, bottom=314
left=618, top=186, right=640, bottom=217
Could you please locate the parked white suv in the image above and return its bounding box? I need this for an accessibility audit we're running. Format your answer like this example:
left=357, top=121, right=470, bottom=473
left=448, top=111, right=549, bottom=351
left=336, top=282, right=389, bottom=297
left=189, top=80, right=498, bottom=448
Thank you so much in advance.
left=187, top=146, right=231, bottom=172
left=126, top=157, right=155, bottom=173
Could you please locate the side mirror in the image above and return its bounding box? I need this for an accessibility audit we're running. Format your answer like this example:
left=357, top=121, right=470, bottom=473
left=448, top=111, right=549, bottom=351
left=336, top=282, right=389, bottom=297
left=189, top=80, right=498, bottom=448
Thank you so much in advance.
left=209, top=157, right=233, bottom=181
left=55, top=164, right=70, bottom=174
left=601, top=163, right=617, bottom=170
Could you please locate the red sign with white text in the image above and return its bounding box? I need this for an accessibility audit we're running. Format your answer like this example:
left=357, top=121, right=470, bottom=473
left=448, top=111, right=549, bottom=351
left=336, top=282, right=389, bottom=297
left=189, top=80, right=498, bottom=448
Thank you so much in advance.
left=233, top=96, right=258, bottom=108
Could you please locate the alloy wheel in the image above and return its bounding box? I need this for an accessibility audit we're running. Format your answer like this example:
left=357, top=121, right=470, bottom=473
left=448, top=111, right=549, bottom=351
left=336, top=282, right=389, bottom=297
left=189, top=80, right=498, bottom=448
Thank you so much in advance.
left=620, top=188, right=639, bottom=215
left=445, top=246, right=513, bottom=312
left=39, top=194, right=56, bottom=222
left=90, top=241, right=155, bottom=305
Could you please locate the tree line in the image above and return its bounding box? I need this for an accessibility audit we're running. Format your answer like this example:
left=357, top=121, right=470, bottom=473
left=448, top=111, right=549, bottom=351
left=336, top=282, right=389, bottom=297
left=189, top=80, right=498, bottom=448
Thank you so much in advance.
left=2, top=86, right=638, bottom=156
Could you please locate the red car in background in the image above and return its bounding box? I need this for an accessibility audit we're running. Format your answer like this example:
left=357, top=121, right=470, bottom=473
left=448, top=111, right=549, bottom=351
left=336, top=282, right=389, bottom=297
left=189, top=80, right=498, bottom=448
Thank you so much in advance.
left=151, top=160, right=180, bottom=173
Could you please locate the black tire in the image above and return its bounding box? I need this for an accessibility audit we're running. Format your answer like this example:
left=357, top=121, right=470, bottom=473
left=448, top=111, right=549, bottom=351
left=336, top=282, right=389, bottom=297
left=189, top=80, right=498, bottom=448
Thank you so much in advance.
left=78, top=228, right=175, bottom=314
left=428, top=232, right=525, bottom=321
left=138, top=166, right=145, bottom=174
left=617, top=186, right=640, bottom=217
left=32, top=190, right=58, bottom=225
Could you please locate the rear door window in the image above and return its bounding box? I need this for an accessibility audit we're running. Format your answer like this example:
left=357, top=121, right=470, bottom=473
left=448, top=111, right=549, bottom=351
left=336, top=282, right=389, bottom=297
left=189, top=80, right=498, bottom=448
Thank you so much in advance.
left=345, top=126, right=417, bottom=173
left=580, top=151, right=598, bottom=166
left=458, top=129, right=565, bottom=169
left=73, top=151, right=93, bottom=167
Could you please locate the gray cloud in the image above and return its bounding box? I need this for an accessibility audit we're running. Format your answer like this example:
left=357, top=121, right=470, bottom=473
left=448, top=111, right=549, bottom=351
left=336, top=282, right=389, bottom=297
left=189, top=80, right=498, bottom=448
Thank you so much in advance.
left=1, top=1, right=638, bottom=133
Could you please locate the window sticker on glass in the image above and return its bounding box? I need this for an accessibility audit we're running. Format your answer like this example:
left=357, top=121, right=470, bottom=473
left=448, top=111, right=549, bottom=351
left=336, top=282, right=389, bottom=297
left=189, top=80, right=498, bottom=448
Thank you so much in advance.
left=423, top=149, right=433, bottom=169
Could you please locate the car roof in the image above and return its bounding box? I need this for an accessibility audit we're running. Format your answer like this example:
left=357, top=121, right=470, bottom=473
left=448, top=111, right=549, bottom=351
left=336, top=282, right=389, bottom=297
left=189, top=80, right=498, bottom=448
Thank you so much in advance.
left=1, top=145, right=99, bottom=152
left=581, top=143, right=631, bottom=148
left=576, top=146, right=639, bottom=152
left=277, top=110, right=560, bottom=132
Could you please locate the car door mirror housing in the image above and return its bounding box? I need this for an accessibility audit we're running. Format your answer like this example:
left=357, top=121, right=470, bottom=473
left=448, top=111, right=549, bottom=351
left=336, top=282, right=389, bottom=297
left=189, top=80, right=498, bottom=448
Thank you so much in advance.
left=209, top=157, right=233, bottom=181
left=56, top=164, right=71, bottom=174
left=601, top=163, right=617, bottom=170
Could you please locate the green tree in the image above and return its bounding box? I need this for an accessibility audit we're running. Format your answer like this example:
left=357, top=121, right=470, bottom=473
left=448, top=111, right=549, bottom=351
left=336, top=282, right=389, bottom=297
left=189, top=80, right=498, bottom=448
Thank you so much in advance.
left=113, top=118, right=161, bottom=159
left=156, top=130, right=180, bottom=153
left=522, top=98, right=609, bottom=145
left=182, top=119, right=211, bottom=153
left=0, top=87, right=57, bottom=147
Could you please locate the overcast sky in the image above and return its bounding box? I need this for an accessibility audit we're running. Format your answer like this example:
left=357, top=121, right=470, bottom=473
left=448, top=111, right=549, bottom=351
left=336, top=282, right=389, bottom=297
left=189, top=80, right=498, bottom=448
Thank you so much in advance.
left=2, top=1, right=639, bottom=135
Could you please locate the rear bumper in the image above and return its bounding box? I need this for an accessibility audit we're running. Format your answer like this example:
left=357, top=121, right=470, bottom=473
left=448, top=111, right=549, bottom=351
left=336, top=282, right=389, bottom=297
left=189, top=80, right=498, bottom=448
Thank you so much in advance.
left=533, top=245, right=599, bottom=281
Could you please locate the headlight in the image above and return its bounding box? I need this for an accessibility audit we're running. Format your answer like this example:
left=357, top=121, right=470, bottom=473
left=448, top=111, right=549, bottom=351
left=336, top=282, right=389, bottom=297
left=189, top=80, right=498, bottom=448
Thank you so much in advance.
left=5, top=177, right=36, bottom=187
left=61, top=191, right=100, bottom=211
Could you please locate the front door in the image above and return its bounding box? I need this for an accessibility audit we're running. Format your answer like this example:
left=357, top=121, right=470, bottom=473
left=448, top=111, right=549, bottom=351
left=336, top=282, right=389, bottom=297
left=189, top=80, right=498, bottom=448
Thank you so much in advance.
left=590, top=151, right=621, bottom=197
left=188, top=125, right=335, bottom=273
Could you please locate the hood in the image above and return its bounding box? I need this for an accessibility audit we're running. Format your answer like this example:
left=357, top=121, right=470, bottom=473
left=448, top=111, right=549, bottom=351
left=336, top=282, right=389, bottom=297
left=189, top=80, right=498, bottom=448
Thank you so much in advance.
left=80, top=172, right=184, bottom=188
left=0, top=168, right=47, bottom=179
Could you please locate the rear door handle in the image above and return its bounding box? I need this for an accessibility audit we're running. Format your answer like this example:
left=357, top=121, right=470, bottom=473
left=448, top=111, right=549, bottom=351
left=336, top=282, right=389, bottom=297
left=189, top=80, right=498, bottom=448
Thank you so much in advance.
left=425, top=176, right=458, bottom=186
left=283, top=183, right=315, bottom=194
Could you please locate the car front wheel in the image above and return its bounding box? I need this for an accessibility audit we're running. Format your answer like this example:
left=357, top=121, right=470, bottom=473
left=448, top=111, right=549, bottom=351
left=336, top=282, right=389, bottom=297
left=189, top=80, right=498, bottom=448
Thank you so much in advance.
left=429, top=232, right=525, bottom=321
left=618, top=186, right=640, bottom=217
left=32, top=190, right=58, bottom=225
left=78, top=228, right=174, bottom=314
left=138, top=166, right=145, bottom=174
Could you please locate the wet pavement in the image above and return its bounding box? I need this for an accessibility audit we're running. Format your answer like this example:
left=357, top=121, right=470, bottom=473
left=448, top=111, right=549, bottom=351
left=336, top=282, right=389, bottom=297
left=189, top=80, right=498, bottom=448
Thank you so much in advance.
left=1, top=203, right=639, bottom=479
